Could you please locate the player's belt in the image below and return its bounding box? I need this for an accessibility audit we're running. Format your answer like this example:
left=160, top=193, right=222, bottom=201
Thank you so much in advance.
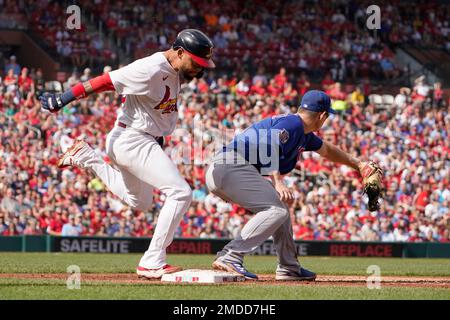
left=117, top=121, right=163, bottom=141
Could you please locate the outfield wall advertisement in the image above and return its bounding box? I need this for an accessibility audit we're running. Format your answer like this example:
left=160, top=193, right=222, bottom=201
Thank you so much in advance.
left=51, top=236, right=447, bottom=258
left=52, top=237, right=404, bottom=257
left=0, top=236, right=448, bottom=257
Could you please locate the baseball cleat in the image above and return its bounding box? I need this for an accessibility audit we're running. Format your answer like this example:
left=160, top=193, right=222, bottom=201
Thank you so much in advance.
left=57, top=139, right=90, bottom=169
left=275, top=267, right=317, bottom=281
left=136, top=264, right=182, bottom=279
left=212, top=259, right=258, bottom=280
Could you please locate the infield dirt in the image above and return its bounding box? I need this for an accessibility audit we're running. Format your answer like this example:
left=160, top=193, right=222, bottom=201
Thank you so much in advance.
left=1, top=273, right=449, bottom=288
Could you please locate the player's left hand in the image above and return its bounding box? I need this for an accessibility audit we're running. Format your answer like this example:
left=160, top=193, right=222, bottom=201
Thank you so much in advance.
left=275, top=182, right=294, bottom=203
left=358, top=161, right=384, bottom=211
left=39, top=92, right=65, bottom=113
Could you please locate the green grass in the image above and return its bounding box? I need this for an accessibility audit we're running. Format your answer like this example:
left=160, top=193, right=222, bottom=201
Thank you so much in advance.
left=0, top=253, right=449, bottom=299
left=0, top=279, right=448, bottom=300
left=0, top=253, right=449, bottom=276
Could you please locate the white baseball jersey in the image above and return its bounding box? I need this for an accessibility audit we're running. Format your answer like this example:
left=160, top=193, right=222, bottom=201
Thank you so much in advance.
left=109, top=52, right=180, bottom=137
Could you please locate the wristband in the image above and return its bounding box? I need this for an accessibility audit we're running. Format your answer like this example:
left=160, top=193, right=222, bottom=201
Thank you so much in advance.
left=60, top=89, right=76, bottom=106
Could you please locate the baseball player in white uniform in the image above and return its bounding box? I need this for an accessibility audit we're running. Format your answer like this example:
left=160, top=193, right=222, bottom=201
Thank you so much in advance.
left=40, top=29, right=216, bottom=279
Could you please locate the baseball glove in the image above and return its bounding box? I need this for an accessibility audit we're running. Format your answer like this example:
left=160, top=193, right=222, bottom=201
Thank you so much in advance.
left=358, top=161, right=384, bottom=212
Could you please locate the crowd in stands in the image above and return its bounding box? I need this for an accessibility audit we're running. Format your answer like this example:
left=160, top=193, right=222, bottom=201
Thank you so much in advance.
left=0, top=52, right=448, bottom=242
left=82, top=0, right=450, bottom=80
left=2, top=0, right=450, bottom=82
left=0, top=0, right=118, bottom=70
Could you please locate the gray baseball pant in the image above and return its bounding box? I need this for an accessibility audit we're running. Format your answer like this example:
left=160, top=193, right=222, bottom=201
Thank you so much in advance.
left=205, top=151, right=301, bottom=272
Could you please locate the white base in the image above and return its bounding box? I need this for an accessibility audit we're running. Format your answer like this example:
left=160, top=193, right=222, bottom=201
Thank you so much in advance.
left=161, top=269, right=245, bottom=284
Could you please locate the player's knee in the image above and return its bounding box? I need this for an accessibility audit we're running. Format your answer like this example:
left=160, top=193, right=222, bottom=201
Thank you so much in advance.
left=271, top=206, right=289, bottom=221
left=167, top=181, right=192, bottom=204
left=179, top=184, right=193, bottom=204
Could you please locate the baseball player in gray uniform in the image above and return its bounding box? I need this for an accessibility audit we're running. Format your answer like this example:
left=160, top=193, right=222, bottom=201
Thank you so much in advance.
left=206, top=90, right=377, bottom=280
left=40, top=29, right=215, bottom=279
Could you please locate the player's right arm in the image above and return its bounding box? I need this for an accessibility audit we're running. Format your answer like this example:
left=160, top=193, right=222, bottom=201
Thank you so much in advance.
left=315, top=140, right=360, bottom=171
left=268, top=115, right=299, bottom=203
left=270, top=171, right=294, bottom=203
left=40, top=73, right=116, bottom=113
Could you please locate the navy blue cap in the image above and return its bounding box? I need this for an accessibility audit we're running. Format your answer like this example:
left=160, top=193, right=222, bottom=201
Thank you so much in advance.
left=300, top=90, right=336, bottom=114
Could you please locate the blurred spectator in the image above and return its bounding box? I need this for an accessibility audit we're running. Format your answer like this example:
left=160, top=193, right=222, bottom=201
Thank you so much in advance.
left=252, top=67, right=268, bottom=86
left=380, top=58, right=397, bottom=79
left=433, top=82, right=443, bottom=108
left=23, top=219, right=42, bottom=235
left=296, top=72, right=311, bottom=96
left=18, top=67, right=34, bottom=95
left=413, top=76, right=430, bottom=102
left=192, top=182, right=207, bottom=203
left=327, top=82, right=346, bottom=100
left=4, top=56, right=20, bottom=75
left=350, top=86, right=365, bottom=105
left=46, top=210, right=65, bottom=236
left=3, top=69, right=17, bottom=92
left=61, top=214, right=83, bottom=236
left=0, top=189, right=20, bottom=215
left=321, top=73, right=335, bottom=91
left=80, top=68, right=91, bottom=82
left=394, top=87, right=411, bottom=108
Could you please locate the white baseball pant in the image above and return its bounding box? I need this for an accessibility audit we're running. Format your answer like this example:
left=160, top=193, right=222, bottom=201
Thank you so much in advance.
left=80, top=125, right=192, bottom=268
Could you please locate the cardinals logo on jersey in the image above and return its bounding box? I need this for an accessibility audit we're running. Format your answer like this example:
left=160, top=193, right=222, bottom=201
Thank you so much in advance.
left=154, top=86, right=177, bottom=114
